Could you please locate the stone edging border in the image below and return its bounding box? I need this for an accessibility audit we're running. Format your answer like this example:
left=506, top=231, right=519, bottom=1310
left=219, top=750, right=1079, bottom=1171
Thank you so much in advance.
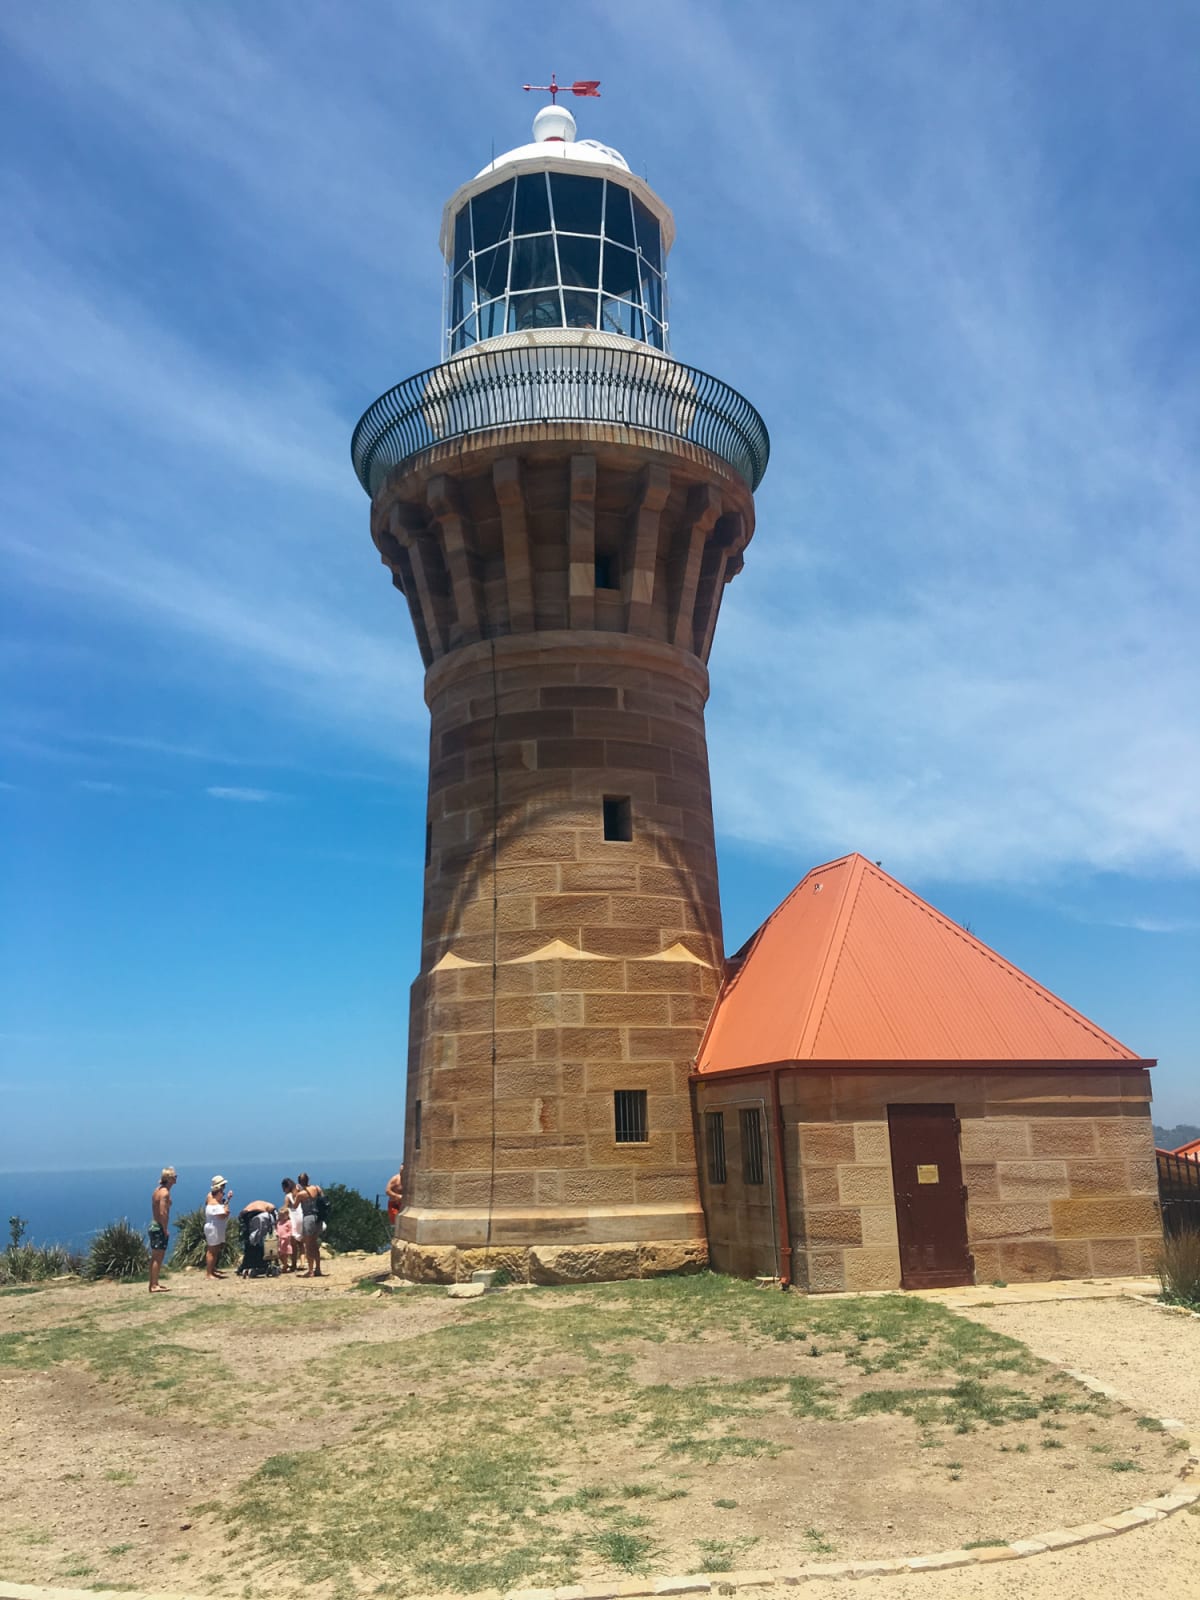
left=2, top=1477, right=1196, bottom=1600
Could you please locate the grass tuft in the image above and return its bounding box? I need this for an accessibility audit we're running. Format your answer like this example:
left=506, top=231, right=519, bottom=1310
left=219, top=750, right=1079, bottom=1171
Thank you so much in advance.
left=1157, top=1228, right=1200, bottom=1308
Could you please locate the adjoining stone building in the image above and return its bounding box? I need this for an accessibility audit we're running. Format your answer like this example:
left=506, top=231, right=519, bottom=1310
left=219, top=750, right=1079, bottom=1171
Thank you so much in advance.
left=693, top=853, right=1160, bottom=1291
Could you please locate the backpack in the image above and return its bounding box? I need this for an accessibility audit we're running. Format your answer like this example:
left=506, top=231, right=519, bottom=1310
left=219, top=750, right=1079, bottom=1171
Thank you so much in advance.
left=315, top=1191, right=330, bottom=1224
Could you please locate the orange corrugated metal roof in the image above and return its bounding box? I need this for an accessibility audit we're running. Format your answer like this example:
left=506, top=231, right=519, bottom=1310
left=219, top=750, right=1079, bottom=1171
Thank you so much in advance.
left=697, top=853, right=1143, bottom=1071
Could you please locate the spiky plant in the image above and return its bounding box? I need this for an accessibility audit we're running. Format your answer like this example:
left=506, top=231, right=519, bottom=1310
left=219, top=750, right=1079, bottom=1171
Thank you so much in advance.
left=85, top=1219, right=150, bottom=1281
left=168, top=1207, right=241, bottom=1272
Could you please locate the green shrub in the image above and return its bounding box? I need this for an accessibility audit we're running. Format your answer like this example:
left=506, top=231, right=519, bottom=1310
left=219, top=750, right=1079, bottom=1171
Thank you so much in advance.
left=2, top=1216, right=80, bottom=1284
left=1158, top=1227, right=1200, bottom=1309
left=168, top=1208, right=241, bottom=1272
left=85, top=1220, right=150, bottom=1281
left=321, top=1183, right=389, bottom=1253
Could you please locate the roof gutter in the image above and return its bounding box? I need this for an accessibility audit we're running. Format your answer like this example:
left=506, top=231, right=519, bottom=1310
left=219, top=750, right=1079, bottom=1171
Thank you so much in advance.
left=691, top=1058, right=1155, bottom=1081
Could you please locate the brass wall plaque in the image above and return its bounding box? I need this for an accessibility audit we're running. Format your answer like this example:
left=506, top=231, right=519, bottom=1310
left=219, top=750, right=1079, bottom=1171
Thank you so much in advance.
left=916, top=1164, right=939, bottom=1184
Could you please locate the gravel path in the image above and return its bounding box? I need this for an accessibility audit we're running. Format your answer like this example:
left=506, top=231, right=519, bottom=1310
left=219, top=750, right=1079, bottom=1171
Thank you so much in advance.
left=961, top=1295, right=1200, bottom=1430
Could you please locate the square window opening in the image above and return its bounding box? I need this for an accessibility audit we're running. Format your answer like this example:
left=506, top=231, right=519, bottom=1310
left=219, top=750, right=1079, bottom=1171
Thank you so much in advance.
left=594, top=551, right=619, bottom=589
left=740, top=1106, right=765, bottom=1184
left=603, top=795, right=632, bottom=842
left=614, top=1089, right=648, bottom=1144
left=705, top=1110, right=727, bottom=1184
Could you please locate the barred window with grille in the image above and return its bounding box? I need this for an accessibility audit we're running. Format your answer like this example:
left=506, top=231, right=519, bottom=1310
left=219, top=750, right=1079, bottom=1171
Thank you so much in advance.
left=614, top=1089, right=648, bottom=1144
left=705, top=1111, right=727, bottom=1183
left=740, top=1106, right=765, bottom=1184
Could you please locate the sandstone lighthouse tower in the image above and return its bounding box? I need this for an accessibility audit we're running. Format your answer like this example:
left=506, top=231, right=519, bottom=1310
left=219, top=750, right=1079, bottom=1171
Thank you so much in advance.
left=351, top=86, right=769, bottom=1283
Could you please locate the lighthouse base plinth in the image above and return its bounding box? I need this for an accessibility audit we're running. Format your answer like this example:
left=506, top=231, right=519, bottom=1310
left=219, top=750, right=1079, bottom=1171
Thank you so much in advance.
left=391, top=1228, right=708, bottom=1285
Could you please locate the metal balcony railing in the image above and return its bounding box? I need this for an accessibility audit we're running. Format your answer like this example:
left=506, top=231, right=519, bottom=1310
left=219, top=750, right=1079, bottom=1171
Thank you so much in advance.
left=351, top=342, right=770, bottom=497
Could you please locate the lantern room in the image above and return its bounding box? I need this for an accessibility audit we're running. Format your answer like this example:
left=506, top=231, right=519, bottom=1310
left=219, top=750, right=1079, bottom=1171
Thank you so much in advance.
left=439, top=105, right=674, bottom=355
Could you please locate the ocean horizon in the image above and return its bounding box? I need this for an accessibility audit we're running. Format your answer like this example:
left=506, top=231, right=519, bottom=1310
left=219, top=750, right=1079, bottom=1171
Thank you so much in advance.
left=1, top=1157, right=396, bottom=1254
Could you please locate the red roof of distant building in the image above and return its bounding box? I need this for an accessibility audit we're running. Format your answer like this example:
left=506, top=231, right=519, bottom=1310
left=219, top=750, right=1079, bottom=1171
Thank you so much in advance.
left=1173, top=1139, right=1200, bottom=1161
left=697, top=853, right=1145, bottom=1072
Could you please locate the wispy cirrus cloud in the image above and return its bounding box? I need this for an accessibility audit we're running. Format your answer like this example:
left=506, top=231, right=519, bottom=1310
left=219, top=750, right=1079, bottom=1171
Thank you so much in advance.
left=0, top=2, right=1196, bottom=895
left=205, top=786, right=278, bottom=804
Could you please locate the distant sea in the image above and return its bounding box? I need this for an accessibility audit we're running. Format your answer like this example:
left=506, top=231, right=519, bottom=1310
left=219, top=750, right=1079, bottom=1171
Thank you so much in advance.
left=0, top=1159, right=396, bottom=1254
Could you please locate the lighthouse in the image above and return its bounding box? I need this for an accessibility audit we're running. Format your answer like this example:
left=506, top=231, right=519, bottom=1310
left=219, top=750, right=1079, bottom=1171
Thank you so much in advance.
left=352, top=91, right=769, bottom=1283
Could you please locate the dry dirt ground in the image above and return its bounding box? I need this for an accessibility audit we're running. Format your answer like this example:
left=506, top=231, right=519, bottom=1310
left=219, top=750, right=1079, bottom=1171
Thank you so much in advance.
left=0, top=1265, right=1195, bottom=1599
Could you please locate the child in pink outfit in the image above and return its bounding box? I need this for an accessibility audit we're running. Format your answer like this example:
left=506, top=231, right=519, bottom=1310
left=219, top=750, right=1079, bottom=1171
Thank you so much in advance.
left=276, top=1207, right=294, bottom=1271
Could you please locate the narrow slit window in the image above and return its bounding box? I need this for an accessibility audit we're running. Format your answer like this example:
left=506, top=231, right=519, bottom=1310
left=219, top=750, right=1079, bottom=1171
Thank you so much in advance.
left=705, top=1111, right=727, bottom=1184
left=614, top=1089, right=648, bottom=1144
left=594, top=551, right=619, bottom=589
left=740, top=1107, right=764, bottom=1184
left=424, top=822, right=432, bottom=867
left=603, top=795, right=632, bottom=842
left=413, top=1099, right=422, bottom=1152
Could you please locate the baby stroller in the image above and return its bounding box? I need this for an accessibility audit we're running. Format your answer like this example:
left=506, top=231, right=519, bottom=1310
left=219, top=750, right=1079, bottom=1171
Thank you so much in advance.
left=236, top=1207, right=280, bottom=1277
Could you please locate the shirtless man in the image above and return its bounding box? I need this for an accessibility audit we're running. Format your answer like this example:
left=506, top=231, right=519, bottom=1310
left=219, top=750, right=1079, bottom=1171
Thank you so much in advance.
left=148, top=1167, right=177, bottom=1292
left=385, top=1164, right=405, bottom=1230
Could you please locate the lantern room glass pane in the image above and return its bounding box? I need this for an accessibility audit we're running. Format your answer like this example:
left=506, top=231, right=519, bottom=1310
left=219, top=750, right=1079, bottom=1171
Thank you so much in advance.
left=601, top=298, right=644, bottom=340
left=473, top=242, right=509, bottom=300
left=556, top=234, right=600, bottom=291
left=450, top=265, right=473, bottom=330
left=550, top=172, right=603, bottom=235
left=471, top=178, right=514, bottom=251
left=632, top=197, right=661, bottom=272
left=513, top=171, right=551, bottom=235
left=508, top=289, right=564, bottom=332
left=562, top=288, right=599, bottom=330
left=478, top=298, right=507, bottom=341
left=604, top=183, right=636, bottom=248
left=453, top=206, right=472, bottom=275
left=639, top=261, right=662, bottom=326
left=511, top=234, right=558, bottom=290
left=602, top=242, right=639, bottom=300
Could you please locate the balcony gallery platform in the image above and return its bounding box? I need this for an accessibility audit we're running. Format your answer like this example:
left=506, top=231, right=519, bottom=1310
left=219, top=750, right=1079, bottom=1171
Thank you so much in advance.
left=351, top=330, right=770, bottom=498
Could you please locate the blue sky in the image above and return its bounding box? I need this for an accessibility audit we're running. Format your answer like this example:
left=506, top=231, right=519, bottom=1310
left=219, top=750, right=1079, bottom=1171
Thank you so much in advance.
left=2, top=1, right=1197, bottom=1170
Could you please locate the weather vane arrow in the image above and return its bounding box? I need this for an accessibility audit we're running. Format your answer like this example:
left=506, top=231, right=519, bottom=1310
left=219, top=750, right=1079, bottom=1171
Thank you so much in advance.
left=522, top=71, right=601, bottom=102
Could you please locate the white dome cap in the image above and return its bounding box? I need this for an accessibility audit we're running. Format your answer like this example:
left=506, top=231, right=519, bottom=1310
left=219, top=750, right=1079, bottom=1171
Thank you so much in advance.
left=532, top=104, right=576, bottom=143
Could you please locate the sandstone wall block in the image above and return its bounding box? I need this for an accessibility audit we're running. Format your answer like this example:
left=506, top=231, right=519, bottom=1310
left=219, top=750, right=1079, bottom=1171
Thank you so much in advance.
left=639, top=1240, right=708, bottom=1276
left=995, top=1160, right=1070, bottom=1199
left=853, top=1122, right=890, bottom=1163
left=842, top=1245, right=901, bottom=1292
left=530, top=1243, right=642, bottom=1283
left=1086, top=1237, right=1141, bottom=1276
left=967, top=1202, right=1053, bottom=1241
left=959, top=1118, right=1032, bottom=1162
left=1029, top=1119, right=1100, bottom=1157
left=837, top=1164, right=894, bottom=1207
left=798, top=1123, right=857, bottom=1164
left=1049, top=1195, right=1161, bottom=1239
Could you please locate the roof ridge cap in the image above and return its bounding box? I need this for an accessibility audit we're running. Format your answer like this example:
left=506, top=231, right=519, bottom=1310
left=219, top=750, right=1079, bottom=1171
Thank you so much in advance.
left=796, top=854, right=866, bottom=1058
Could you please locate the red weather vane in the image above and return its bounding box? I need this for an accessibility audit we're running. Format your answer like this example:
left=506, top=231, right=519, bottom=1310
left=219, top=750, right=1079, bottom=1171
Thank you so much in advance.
left=522, top=71, right=601, bottom=102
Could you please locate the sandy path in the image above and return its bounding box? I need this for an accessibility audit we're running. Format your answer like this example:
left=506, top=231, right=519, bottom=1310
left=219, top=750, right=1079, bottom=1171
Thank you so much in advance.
left=960, top=1295, right=1200, bottom=1430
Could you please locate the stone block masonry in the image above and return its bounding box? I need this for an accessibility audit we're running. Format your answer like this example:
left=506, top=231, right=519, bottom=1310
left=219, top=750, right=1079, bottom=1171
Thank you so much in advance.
left=696, top=1066, right=1159, bottom=1290
left=374, top=428, right=757, bottom=1281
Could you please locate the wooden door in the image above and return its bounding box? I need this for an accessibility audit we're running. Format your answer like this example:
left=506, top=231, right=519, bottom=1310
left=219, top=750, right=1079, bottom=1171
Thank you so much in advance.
left=887, top=1104, right=974, bottom=1289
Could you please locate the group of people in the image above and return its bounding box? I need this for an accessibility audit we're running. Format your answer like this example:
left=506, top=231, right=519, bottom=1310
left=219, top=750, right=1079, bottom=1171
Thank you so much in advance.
left=147, top=1168, right=328, bottom=1292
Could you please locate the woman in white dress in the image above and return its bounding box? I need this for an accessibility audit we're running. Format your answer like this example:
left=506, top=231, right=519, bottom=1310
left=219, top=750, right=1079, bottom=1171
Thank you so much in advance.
left=203, top=1176, right=232, bottom=1280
